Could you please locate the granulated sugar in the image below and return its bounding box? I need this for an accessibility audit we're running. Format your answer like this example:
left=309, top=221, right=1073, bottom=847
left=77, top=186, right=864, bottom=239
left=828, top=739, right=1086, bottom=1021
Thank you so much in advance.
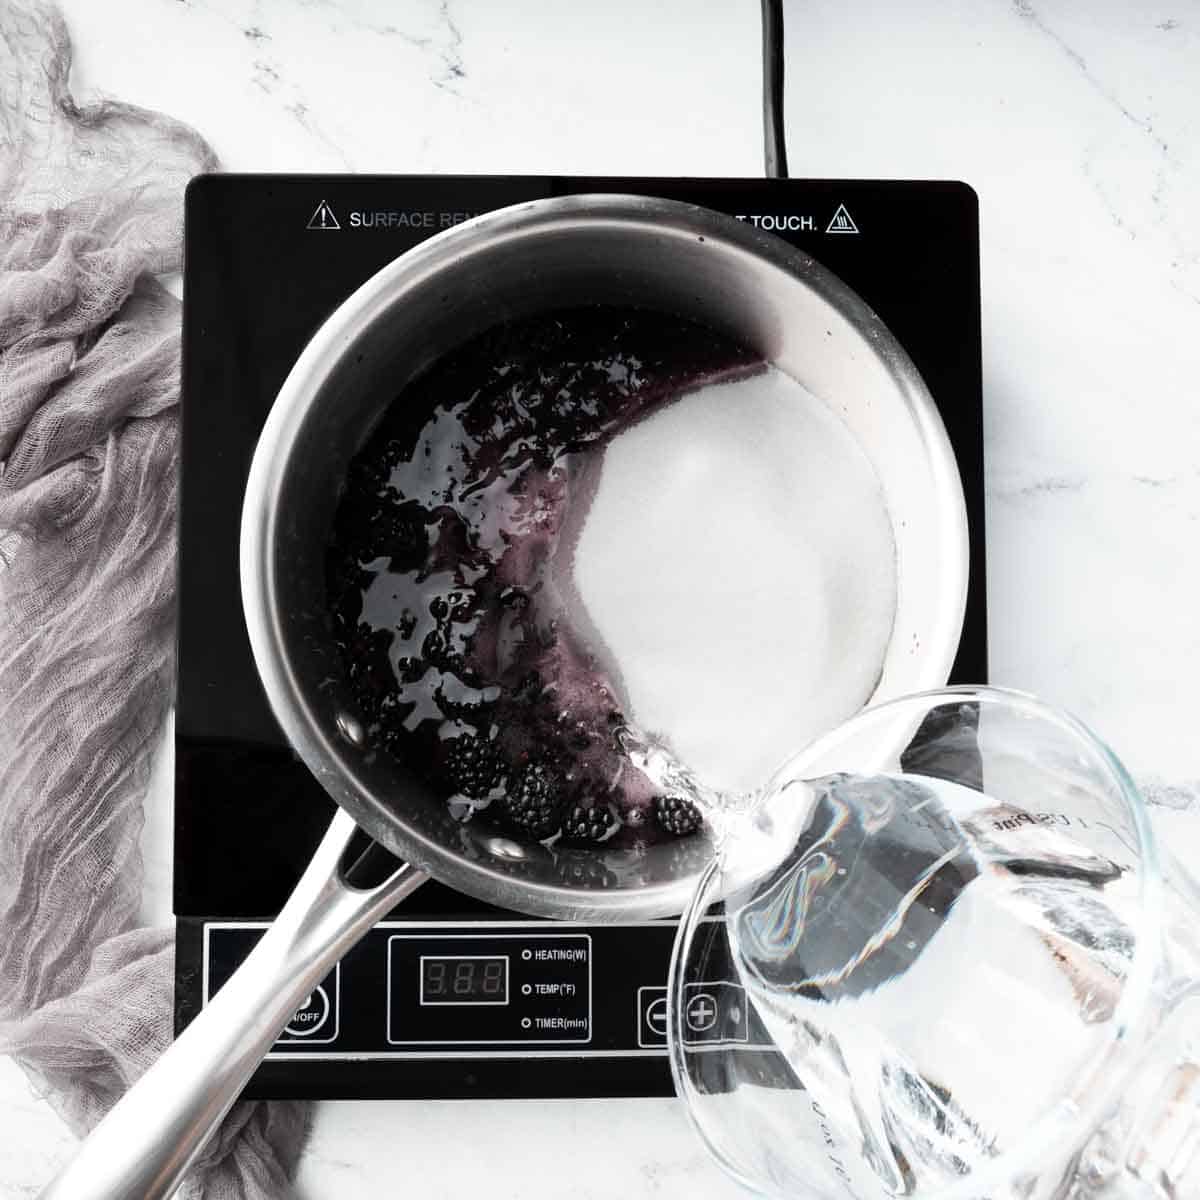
left=571, top=366, right=897, bottom=796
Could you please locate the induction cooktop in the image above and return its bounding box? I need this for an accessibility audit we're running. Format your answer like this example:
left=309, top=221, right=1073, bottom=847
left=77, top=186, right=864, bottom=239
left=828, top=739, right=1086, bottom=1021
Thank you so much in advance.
left=175, top=174, right=986, bottom=1101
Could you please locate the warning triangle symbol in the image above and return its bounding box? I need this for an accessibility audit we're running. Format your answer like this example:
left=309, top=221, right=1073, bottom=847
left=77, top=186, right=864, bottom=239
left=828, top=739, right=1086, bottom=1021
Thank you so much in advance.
left=825, top=203, right=859, bottom=235
left=307, top=200, right=341, bottom=230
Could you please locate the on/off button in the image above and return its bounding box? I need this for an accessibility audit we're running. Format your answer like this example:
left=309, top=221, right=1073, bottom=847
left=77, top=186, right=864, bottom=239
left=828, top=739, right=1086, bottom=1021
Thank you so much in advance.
left=284, top=985, right=331, bottom=1037
left=274, top=964, right=341, bottom=1046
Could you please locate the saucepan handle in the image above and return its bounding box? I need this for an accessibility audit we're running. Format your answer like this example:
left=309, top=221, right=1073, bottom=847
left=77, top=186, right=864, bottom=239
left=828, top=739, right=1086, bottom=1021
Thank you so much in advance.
left=39, top=809, right=428, bottom=1200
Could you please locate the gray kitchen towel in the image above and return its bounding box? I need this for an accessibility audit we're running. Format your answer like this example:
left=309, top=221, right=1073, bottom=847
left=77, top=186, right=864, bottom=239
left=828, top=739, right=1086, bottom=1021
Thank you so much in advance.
left=0, top=3, right=310, bottom=1195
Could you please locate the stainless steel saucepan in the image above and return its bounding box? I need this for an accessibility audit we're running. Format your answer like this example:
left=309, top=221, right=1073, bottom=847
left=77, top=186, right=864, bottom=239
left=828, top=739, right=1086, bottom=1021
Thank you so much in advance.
left=40, top=194, right=969, bottom=1200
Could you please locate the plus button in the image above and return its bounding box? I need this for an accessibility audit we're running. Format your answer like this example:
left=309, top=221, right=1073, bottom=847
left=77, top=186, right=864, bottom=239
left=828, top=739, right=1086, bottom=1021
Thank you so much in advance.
left=685, top=992, right=719, bottom=1032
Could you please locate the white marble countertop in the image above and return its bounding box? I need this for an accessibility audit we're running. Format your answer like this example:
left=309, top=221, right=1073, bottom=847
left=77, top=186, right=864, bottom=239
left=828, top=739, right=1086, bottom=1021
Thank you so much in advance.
left=5, top=0, right=1200, bottom=1195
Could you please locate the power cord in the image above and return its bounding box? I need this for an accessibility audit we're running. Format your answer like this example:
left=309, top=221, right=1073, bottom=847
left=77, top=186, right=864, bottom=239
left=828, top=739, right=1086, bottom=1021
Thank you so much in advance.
left=760, top=0, right=788, bottom=178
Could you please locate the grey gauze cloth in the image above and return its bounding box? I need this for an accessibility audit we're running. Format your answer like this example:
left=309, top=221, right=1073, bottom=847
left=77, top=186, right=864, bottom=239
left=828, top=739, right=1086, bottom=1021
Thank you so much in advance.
left=0, top=3, right=310, bottom=1195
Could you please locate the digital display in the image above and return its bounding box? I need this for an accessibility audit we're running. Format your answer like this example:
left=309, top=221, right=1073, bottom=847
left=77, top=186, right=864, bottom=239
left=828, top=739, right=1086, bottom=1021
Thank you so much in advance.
left=420, top=956, right=509, bottom=1005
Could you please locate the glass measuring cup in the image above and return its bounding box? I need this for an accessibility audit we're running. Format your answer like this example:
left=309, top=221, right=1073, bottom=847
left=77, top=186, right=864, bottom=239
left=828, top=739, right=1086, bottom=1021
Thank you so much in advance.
left=670, top=687, right=1200, bottom=1199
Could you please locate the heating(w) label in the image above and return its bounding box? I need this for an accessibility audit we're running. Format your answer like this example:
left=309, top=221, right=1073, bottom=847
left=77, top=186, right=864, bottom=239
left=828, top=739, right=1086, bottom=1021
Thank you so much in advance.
left=386, top=933, right=591, bottom=1046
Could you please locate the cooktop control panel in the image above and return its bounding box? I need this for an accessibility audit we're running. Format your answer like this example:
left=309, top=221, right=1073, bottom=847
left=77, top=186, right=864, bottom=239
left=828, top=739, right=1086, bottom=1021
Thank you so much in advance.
left=202, top=920, right=770, bottom=1070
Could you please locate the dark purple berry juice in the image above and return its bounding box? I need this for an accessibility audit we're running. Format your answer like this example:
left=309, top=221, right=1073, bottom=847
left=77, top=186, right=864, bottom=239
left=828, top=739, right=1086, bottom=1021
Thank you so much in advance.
left=326, top=306, right=759, bottom=849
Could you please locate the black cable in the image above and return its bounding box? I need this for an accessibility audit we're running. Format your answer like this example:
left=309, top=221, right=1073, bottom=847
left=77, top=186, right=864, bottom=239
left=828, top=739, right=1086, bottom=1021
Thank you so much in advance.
left=760, top=0, right=788, bottom=178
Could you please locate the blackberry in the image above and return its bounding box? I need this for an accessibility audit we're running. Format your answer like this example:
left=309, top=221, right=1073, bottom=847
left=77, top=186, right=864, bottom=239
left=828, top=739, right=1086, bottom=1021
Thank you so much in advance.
left=560, top=802, right=617, bottom=844
left=499, top=764, right=563, bottom=840
left=443, top=735, right=503, bottom=799
left=653, top=795, right=703, bottom=838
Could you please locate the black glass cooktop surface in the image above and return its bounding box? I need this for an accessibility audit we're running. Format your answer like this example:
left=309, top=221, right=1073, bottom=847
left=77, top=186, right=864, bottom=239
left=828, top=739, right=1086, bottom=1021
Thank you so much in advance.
left=177, top=174, right=986, bottom=1100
